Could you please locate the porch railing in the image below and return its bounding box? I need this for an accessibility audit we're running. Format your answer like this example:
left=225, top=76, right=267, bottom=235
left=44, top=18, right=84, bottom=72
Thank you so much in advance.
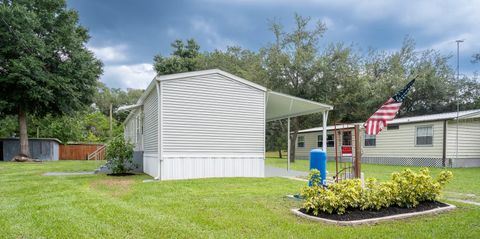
left=87, top=145, right=106, bottom=161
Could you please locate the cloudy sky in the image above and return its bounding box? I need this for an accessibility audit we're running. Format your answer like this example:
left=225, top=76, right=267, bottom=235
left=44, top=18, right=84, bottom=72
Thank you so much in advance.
left=67, top=0, right=480, bottom=89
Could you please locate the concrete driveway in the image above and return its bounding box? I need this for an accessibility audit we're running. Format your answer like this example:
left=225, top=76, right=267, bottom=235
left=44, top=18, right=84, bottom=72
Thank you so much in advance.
left=264, top=166, right=308, bottom=178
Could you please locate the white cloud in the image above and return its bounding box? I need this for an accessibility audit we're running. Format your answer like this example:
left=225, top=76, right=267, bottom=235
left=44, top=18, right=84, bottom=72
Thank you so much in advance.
left=88, top=44, right=128, bottom=63
left=321, top=16, right=334, bottom=29
left=101, top=63, right=156, bottom=89
left=190, top=18, right=237, bottom=50
left=205, top=0, right=480, bottom=58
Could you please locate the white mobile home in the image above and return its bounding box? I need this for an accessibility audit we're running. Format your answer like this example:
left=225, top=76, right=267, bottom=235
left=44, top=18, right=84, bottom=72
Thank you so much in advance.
left=123, top=69, right=332, bottom=180
left=295, top=110, right=480, bottom=167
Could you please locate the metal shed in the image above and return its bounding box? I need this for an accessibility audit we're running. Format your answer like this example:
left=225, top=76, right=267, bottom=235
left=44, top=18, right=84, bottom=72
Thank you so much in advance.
left=122, top=69, right=332, bottom=180
left=0, top=138, right=61, bottom=161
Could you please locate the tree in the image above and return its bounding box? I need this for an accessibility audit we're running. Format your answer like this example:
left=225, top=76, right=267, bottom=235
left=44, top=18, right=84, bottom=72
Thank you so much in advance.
left=29, top=113, right=84, bottom=143
left=262, top=14, right=327, bottom=162
left=266, top=120, right=287, bottom=158
left=362, top=37, right=456, bottom=117
left=0, top=115, right=17, bottom=137
left=198, top=46, right=268, bottom=86
left=154, top=39, right=268, bottom=87
left=83, top=111, right=123, bottom=143
left=473, top=53, right=480, bottom=64
left=0, top=0, right=102, bottom=158
left=153, top=39, right=201, bottom=75
left=93, top=82, right=144, bottom=122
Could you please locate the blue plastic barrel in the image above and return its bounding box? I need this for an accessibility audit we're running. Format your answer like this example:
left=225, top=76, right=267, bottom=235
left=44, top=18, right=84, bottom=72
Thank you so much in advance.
left=309, top=149, right=327, bottom=186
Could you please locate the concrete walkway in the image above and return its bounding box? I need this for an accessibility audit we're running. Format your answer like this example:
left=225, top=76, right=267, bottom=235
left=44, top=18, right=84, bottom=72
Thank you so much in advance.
left=264, top=166, right=308, bottom=178
left=43, top=171, right=95, bottom=176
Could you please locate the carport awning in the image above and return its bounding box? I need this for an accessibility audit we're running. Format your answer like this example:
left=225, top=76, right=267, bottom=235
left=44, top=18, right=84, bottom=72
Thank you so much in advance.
left=266, top=91, right=333, bottom=122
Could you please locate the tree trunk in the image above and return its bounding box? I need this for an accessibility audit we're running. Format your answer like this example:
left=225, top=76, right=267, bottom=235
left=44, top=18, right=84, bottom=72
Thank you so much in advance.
left=18, top=107, right=30, bottom=157
left=278, top=149, right=282, bottom=158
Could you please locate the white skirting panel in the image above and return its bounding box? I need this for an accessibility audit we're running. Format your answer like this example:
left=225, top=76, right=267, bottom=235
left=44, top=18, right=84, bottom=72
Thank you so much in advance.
left=143, top=153, right=159, bottom=178
left=160, top=155, right=264, bottom=180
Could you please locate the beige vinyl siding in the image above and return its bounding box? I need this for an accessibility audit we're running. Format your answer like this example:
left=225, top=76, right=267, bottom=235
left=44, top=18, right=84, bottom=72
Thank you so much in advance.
left=295, top=129, right=356, bottom=159
left=363, top=121, right=444, bottom=158
left=143, top=86, right=158, bottom=153
left=297, top=121, right=445, bottom=159
left=446, top=119, right=480, bottom=159
left=161, top=73, right=265, bottom=154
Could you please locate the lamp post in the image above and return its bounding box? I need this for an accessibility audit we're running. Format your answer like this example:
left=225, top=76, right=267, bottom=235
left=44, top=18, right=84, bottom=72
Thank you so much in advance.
left=455, top=39, right=464, bottom=167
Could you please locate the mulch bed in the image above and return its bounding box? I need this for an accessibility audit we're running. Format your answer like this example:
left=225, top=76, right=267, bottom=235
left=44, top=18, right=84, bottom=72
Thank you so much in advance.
left=299, top=201, right=449, bottom=221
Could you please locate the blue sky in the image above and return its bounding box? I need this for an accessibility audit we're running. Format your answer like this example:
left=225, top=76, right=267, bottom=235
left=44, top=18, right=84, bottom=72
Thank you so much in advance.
left=67, top=0, right=480, bottom=89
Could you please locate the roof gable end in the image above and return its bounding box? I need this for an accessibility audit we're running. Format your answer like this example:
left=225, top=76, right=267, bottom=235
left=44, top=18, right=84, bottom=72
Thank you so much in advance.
left=155, top=69, right=267, bottom=92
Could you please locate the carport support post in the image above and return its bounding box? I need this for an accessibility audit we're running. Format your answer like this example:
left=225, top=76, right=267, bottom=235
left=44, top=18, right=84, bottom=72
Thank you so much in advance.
left=322, top=111, right=328, bottom=152
left=287, top=117, right=290, bottom=171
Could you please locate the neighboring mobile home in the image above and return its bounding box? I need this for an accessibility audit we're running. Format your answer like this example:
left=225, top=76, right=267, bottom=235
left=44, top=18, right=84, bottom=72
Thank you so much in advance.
left=122, top=69, right=333, bottom=180
left=295, top=110, right=480, bottom=167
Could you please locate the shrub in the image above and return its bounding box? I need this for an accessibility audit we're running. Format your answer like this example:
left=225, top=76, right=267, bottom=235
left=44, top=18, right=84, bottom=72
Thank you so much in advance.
left=105, top=136, right=134, bottom=174
left=360, top=178, right=396, bottom=210
left=300, top=168, right=453, bottom=214
left=302, top=170, right=362, bottom=215
left=391, top=168, right=453, bottom=208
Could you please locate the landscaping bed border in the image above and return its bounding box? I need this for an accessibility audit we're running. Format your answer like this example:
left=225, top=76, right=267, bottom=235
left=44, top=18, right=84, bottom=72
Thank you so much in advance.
left=291, top=203, right=456, bottom=226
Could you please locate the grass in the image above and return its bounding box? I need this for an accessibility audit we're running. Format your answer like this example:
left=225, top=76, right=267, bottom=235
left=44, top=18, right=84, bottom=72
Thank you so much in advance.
left=0, top=160, right=479, bottom=238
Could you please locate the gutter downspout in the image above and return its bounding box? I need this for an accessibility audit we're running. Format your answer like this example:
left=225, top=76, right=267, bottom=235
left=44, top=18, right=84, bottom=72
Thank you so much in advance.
left=156, top=80, right=162, bottom=180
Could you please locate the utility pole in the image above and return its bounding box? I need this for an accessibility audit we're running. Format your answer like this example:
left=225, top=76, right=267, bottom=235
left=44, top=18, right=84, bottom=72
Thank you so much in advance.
left=455, top=39, right=464, bottom=167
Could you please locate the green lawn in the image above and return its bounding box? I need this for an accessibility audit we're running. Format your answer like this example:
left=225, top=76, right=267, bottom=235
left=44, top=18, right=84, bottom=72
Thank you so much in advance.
left=1, top=161, right=479, bottom=238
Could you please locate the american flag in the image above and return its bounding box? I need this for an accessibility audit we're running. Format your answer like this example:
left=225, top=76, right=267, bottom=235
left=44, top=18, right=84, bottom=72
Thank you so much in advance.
left=364, top=79, right=415, bottom=135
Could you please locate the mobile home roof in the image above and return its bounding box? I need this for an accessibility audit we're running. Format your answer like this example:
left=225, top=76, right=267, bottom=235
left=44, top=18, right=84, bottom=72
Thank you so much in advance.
left=122, top=69, right=333, bottom=123
left=298, top=109, right=480, bottom=133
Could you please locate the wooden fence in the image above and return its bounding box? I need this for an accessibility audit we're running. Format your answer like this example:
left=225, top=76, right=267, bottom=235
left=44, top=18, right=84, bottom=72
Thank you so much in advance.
left=59, top=144, right=105, bottom=160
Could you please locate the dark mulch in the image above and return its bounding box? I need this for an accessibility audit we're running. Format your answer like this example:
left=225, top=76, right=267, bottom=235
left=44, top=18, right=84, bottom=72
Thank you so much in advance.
left=299, top=201, right=449, bottom=221
left=107, top=172, right=136, bottom=176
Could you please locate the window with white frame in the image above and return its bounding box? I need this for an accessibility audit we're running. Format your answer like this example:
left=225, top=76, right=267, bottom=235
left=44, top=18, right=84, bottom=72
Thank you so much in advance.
left=318, top=134, right=335, bottom=147
left=136, top=115, right=143, bottom=135
left=297, top=136, right=305, bottom=148
left=134, top=115, right=142, bottom=145
left=416, top=126, right=433, bottom=146
left=364, top=133, right=376, bottom=147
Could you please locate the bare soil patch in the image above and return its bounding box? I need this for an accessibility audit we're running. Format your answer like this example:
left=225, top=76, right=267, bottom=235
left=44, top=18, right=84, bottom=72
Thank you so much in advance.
left=90, top=178, right=134, bottom=197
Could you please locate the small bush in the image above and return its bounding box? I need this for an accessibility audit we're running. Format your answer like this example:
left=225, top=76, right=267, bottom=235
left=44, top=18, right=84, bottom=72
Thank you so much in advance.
left=105, top=136, right=134, bottom=174
left=360, top=178, right=396, bottom=210
left=391, top=168, right=453, bottom=208
left=301, top=168, right=453, bottom=214
left=302, top=170, right=362, bottom=214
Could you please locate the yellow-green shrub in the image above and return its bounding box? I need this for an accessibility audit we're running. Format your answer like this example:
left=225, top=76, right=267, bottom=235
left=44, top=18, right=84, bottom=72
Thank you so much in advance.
left=300, top=168, right=453, bottom=214
left=302, top=170, right=362, bottom=215
left=360, top=178, right=396, bottom=210
left=391, top=168, right=453, bottom=208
